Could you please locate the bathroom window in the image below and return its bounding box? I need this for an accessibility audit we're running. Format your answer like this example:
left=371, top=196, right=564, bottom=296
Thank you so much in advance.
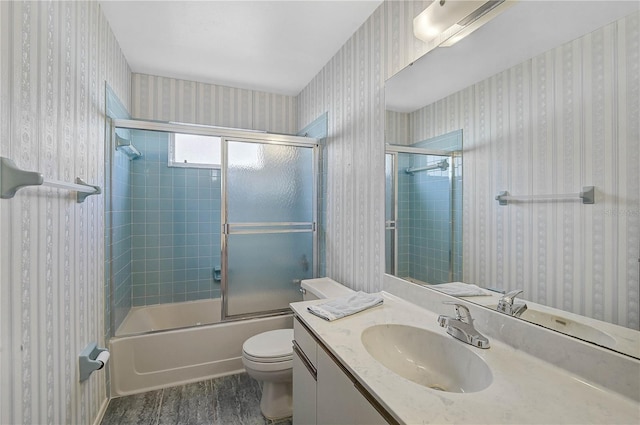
left=169, top=133, right=221, bottom=168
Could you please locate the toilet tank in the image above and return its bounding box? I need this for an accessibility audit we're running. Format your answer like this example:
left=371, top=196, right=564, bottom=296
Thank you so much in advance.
left=301, top=277, right=354, bottom=301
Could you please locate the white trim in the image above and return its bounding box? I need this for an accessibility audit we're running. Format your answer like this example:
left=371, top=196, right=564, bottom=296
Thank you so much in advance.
left=92, top=397, right=110, bottom=425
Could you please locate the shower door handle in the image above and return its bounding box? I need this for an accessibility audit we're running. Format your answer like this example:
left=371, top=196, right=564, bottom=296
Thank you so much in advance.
left=222, top=223, right=229, bottom=235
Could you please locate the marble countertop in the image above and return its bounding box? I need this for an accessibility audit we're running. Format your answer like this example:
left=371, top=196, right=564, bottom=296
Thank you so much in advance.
left=290, top=292, right=640, bottom=425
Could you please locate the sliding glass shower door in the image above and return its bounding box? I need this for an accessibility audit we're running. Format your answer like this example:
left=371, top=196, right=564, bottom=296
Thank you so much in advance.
left=222, top=139, right=317, bottom=319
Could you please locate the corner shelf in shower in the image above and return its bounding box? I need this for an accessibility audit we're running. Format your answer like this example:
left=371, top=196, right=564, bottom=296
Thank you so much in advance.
left=115, top=134, right=142, bottom=160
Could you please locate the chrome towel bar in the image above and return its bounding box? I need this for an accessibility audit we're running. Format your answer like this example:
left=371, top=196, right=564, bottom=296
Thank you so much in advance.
left=495, top=186, right=595, bottom=206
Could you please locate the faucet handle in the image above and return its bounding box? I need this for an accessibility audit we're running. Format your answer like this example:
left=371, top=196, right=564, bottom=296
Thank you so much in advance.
left=442, top=301, right=472, bottom=323
left=440, top=301, right=490, bottom=349
left=501, top=289, right=524, bottom=305
left=497, top=289, right=526, bottom=316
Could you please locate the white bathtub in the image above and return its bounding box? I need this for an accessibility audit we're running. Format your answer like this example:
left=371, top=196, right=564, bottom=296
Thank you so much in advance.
left=109, top=298, right=292, bottom=396
left=115, top=298, right=221, bottom=336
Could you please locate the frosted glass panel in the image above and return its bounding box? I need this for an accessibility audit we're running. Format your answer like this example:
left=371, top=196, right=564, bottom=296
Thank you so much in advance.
left=227, top=141, right=313, bottom=223
left=224, top=140, right=315, bottom=318
left=227, top=232, right=312, bottom=316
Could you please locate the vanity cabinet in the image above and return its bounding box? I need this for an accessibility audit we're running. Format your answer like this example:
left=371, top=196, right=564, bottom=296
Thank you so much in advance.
left=316, top=346, right=387, bottom=425
left=293, top=318, right=318, bottom=425
left=293, top=317, right=389, bottom=425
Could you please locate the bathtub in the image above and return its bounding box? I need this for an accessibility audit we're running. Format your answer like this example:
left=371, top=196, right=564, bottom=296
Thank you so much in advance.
left=109, top=298, right=292, bottom=396
left=115, top=298, right=222, bottom=336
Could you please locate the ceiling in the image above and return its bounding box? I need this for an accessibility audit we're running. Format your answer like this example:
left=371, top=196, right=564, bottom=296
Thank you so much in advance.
left=386, top=1, right=640, bottom=113
left=100, top=0, right=383, bottom=96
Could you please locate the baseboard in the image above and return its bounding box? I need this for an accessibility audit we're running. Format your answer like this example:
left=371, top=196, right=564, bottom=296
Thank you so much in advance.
left=93, top=397, right=110, bottom=425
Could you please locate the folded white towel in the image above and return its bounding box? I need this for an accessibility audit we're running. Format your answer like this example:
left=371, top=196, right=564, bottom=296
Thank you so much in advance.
left=427, top=282, right=492, bottom=297
left=307, top=291, right=384, bottom=321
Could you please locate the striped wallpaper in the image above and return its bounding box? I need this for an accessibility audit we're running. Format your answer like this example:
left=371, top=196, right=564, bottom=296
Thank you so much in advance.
left=127, top=2, right=442, bottom=301
left=408, top=12, right=639, bottom=329
left=128, top=0, right=436, bottom=296
left=1, top=2, right=636, bottom=424
left=0, top=1, right=131, bottom=424
left=131, top=73, right=298, bottom=134
left=298, top=2, right=639, bottom=329
left=297, top=0, right=432, bottom=292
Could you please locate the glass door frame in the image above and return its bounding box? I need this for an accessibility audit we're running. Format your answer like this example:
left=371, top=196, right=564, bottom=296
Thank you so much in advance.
left=221, top=136, right=320, bottom=321
left=109, top=118, right=320, bottom=323
left=385, top=152, right=398, bottom=276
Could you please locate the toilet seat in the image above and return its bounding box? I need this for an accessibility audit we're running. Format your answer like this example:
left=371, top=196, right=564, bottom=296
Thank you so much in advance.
left=243, top=351, right=292, bottom=363
left=242, top=355, right=293, bottom=373
left=242, top=329, right=293, bottom=363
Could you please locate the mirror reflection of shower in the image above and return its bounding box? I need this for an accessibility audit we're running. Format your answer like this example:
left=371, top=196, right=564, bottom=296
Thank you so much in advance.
left=385, top=129, right=463, bottom=285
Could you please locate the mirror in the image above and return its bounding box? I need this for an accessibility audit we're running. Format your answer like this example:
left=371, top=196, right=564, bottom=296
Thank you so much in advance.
left=384, top=1, right=639, bottom=359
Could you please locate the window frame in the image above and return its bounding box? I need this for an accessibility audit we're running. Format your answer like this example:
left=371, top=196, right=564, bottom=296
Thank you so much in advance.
left=168, top=133, right=222, bottom=169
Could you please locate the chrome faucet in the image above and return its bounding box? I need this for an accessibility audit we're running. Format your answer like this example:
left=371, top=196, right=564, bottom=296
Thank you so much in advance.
left=437, top=302, right=490, bottom=349
left=497, top=289, right=528, bottom=317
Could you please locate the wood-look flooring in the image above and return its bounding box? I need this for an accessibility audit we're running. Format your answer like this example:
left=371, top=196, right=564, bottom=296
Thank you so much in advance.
left=101, top=373, right=292, bottom=425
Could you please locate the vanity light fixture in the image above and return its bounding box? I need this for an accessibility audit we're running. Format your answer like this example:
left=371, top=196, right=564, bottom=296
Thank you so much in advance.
left=413, top=0, right=514, bottom=47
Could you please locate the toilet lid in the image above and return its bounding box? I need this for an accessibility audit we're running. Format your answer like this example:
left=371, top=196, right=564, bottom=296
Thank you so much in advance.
left=243, top=329, right=293, bottom=362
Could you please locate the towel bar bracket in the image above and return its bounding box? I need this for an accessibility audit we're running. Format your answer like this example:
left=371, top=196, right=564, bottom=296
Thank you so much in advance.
left=496, top=191, right=509, bottom=206
left=0, top=156, right=101, bottom=203
left=75, top=177, right=102, bottom=203
left=580, top=186, right=595, bottom=204
left=0, top=157, right=44, bottom=199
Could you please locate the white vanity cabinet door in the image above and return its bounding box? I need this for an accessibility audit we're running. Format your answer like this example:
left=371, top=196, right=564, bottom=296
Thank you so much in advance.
left=294, top=318, right=317, bottom=366
left=316, top=346, right=387, bottom=425
left=293, top=348, right=317, bottom=425
left=352, top=389, right=388, bottom=425
left=293, top=318, right=318, bottom=425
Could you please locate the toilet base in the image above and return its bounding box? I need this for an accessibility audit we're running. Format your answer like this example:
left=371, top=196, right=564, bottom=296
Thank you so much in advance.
left=260, top=380, right=292, bottom=420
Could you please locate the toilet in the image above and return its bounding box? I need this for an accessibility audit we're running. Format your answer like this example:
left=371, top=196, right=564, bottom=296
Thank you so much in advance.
left=241, top=278, right=353, bottom=420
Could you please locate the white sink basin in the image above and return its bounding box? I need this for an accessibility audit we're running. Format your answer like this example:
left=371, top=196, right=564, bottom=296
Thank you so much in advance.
left=489, top=306, right=616, bottom=347
left=361, top=324, right=493, bottom=393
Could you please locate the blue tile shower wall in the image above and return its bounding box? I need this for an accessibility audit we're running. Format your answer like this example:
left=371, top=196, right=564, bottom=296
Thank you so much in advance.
left=129, top=130, right=222, bottom=306
left=107, top=84, right=134, bottom=337
left=452, top=156, right=463, bottom=282
left=112, top=147, right=133, bottom=330
left=396, top=156, right=410, bottom=278
left=396, top=151, right=462, bottom=284
left=410, top=157, right=451, bottom=284
left=413, top=131, right=463, bottom=283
